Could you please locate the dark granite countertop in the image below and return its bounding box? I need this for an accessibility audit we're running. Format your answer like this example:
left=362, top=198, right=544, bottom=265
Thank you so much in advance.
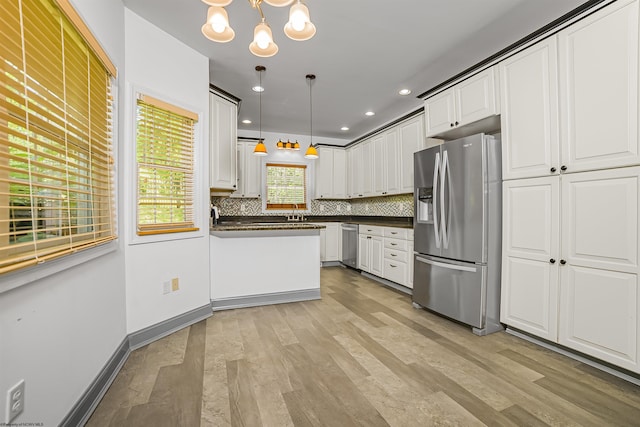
left=210, top=222, right=325, bottom=232
left=217, top=216, right=413, bottom=229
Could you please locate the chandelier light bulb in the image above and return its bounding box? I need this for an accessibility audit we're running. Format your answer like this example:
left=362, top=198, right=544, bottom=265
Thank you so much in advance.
left=202, top=0, right=233, bottom=6
left=201, top=6, right=235, bottom=42
left=284, top=2, right=315, bottom=41
left=256, top=28, right=271, bottom=49
left=290, top=6, right=308, bottom=31
left=263, top=0, right=295, bottom=6
left=250, top=22, right=278, bottom=57
left=210, top=11, right=228, bottom=33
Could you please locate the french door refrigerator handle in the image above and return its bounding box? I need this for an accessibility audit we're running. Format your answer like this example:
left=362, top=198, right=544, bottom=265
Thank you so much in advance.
left=440, top=150, right=449, bottom=248
left=415, top=256, right=477, bottom=273
left=433, top=152, right=441, bottom=248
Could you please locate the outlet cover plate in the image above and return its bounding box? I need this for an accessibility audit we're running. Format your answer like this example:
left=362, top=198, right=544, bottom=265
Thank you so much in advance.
left=5, top=379, right=24, bottom=424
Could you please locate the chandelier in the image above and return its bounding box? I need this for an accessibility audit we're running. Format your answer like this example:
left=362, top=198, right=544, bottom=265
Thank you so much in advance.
left=201, top=0, right=316, bottom=58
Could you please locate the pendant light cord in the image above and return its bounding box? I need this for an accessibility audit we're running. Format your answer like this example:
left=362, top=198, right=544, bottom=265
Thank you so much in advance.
left=307, top=74, right=315, bottom=146
left=259, top=69, right=262, bottom=142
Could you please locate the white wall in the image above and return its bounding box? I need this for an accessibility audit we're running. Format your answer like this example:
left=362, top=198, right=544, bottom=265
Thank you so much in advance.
left=0, top=1, right=127, bottom=425
left=123, top=10, right=211, bottom=333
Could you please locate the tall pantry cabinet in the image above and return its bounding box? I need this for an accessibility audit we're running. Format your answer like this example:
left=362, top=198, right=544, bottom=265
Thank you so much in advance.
left=500, top=0, right=640, bottom=373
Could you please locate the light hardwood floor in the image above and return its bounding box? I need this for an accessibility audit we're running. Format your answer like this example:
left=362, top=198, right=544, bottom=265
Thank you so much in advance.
left=87, top=267, right=640, bottom=426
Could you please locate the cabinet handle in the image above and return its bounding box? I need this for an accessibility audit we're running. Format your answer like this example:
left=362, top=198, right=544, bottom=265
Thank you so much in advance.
left=367, top=236, right=371, bottom=239
left=550, top=167, right=557, bottom=173
left=450, top=123, right=454, bottom=127
left=390, top=243, right=397, bottom=246
left=560, top=259, right=567, bottom=265
left=390, top=264, right=397, bottom=268
left=391, top=254, right=397, bottom=257
left=455, top=121, right=459, bottom=126
left=233, top=184, right=236, bottom=188
left=550, top=258, right=556, bottom=264
left=560, top=165, right=567, bottom=171
left=391, top=232, right=398, bottom=235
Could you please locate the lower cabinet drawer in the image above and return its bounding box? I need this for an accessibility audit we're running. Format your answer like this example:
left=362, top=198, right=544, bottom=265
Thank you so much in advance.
left=384, top=248, right=408, bottom=263
left=384, top=259, right=407, bottom=285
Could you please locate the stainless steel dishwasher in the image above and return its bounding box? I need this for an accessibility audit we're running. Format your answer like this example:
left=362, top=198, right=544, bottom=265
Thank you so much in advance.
left=341, top=223, right=358, bottom=269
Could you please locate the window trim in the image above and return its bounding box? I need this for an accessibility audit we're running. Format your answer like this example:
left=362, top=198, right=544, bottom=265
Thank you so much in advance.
left=261, top=159, right=314, bottom=214
left=128, top=85, right=205, bottom=245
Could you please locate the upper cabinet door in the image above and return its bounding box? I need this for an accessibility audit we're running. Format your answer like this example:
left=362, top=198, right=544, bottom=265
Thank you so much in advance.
left=332, top=148, right=347, bottom=199
left=209, top=93, right=237, bottom=190
left=399, top=115, right=426, bottom=193
left=385, top=129, right=401, bottom=195
left=315, top=147, right=333, bottom=199
left=424, top=90, right=456, bottom=136
left=455, top=67, right=497, bottom=127
left=244, top=142, right=262, bottom=198
left=500, top=38, right=560, bottom=180
left=372, top=134, right=386, bottom=196
left=558, top=0, right=640, bottom=173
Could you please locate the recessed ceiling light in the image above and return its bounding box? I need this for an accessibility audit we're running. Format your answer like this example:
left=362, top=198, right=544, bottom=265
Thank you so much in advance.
left=399, top=89, right=411, bottom=96
left=252, top=85, right=264, bottom=92
left=242, top=119, right=252, bottom=124
left=341, top=126, right=349, bottom=131
left=365, top=111, right=375, bottom=116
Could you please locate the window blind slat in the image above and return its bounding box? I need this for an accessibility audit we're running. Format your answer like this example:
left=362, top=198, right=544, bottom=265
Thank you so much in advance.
left=0, top=0, right=116, bottom=275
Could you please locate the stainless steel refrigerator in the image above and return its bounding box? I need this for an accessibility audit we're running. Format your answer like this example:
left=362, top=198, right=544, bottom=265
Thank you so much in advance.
left=412, top=133, right=502, bottom=335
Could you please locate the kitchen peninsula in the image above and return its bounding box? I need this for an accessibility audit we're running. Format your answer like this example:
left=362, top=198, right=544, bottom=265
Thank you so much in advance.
left=209, top=223, right=325, bottom=310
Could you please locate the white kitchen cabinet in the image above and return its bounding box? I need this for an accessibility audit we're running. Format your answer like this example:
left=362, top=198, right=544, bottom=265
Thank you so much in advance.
left=359, top=226, right=383, bottom=275
left=315, top=147, right=346, bottom=199
left=209, top=92, right=237, bottom=190
left=372, top=134, right=386, bottom=196
left=500, top=37, right=560, bottom=180
left=502, top=167, right=640, bottom=373
left=558, top=0, right=640, bottom=174
left=399, top=115, right=426, bottom=193
left=361, top=139, right=374, bottom=197
left=318, top=222, right=342, bottom=263
left=501, top=177, right=560, bottom=341
left=424, top=67, right=498, bottom=137
left=332, top=149, right=347, bottom=198
left=349, top=144, right=364, bottom=198
left=385, top=128, right=401, bottom=194
left=558, top=167, right=640, bottom=372
left=231, top=140, right=261, bottom=198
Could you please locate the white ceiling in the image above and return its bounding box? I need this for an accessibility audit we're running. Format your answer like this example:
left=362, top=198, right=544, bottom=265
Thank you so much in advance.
left=123, top=0, right=589, bottom=144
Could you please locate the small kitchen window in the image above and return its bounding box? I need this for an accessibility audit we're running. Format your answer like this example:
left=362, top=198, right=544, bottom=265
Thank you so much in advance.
left=135, top=94, right=199, bottom=235
left=265, top=163, right=307, bottom=210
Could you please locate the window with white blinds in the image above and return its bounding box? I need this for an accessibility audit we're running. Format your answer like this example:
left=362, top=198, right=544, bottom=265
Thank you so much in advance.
left=136, top=95, right=198, bottom=235
left=266, top=163, right=307, bottom=210
left=0, top=0, right=116, bottom=275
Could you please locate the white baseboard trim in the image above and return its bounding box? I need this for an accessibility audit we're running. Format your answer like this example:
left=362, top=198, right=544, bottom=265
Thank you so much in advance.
left=506, top=327, right=640, bottom=386
left=211, top=288, right=321, bottom=311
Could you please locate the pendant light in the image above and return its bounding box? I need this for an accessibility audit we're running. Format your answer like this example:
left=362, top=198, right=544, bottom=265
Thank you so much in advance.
left=253, top=65, right=268, bottom=156
left=304, top=74, right=318, bottom=159
left=201, top=6, right=235, bottom=43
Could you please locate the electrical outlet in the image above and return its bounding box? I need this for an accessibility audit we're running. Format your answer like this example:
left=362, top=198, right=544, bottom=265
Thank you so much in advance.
left=336, top=205, right=342, bottom=212
left=365, top=204, right=369, bottom=212
left=397, top=202, right=403, bottom=210
left=346, top=205, right=351, bottom=212
left=240, top=203, right=246, bottom=213
left=163, top=281, right=171, bottom=295
left=5, top=379, right=24, bottom=424
left=319, top=204, right=325, bottom=212
left=171, top=277, right=179, bottom=292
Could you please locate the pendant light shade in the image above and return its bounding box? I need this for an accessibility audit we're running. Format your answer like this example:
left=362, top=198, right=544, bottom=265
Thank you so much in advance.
left=304, top=74, right=318, bottom=160
left=202, top=0, right=233, bottom=6
left=201, top=6, right=235, bottom=43
left=264, top=0, right=294, bottom=6
left=249, top=21, right=279, bottom=57
left=254, top=140, right=268, bottom=156
left=284, top=1, right=316, bottom=41
left=253, top=66, right=268, bottom=156
left=304, top=144, right=318, bottom=159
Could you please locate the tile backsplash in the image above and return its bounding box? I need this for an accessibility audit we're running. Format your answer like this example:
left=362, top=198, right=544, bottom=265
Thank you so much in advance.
left=211, top=193, right=414, bottom=217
